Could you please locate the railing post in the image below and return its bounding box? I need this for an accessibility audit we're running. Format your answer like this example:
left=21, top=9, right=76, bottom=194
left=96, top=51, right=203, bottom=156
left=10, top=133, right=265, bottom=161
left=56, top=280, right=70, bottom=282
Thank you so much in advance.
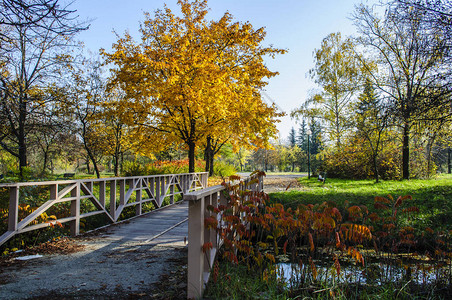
left=200, top=173, right=206, bottom=188
left=249, top=176, right=256, bottom=192
left=203, top=195, right=211, bottom=276
left=181, top=174, right=184, bottom=191
left=99, top=181, right=106, bottom=208
left=187, top=174, right=191, bottom=192
left=50, top=184, right=57, bottom=201
left=156, top=177, right=161, bottom=207
left=161, top=176, right=165, bottom=203
left=136, top=179, right=142, bottom=216
left=149, top=177, right=155, bottom=200
left=203, top=194, right=212, bottom=266
left=119, top=179, right=126, bottom=207
left=259, top=175, right=264, bottom=192
left=8, top=186, right=19, bottom=232
left=204, top=192, right=218, bottom=271
left=85, top=181, right=93, bottom=193
left=110, top=180, right=116, bottom=221
left=70, top=182, right=80, bottom=236
left=187, top=197, right=205, bottom=299
left=170, top=176, right=175, bottom=204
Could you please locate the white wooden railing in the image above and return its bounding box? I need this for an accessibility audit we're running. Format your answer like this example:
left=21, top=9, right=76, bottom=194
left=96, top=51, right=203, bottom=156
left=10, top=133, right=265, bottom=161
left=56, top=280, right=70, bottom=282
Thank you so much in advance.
left=0, top=172, right=208, bottom=247
left=184, top=174, right=264, bottom=299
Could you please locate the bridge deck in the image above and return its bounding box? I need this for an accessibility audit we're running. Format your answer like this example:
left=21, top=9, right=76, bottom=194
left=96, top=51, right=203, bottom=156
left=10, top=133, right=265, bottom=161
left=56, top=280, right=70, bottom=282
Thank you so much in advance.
left=0, top=201, right=189, bottom=299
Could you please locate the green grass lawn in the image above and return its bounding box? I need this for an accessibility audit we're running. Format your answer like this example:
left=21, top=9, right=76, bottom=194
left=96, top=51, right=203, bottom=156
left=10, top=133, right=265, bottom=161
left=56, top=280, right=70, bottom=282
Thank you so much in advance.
left=269, top=174, right=452, bottom=231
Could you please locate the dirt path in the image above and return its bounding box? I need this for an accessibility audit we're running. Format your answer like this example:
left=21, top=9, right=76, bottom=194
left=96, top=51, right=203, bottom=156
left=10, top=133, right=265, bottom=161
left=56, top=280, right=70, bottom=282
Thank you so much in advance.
left=263, top=175, right=306, bottom=193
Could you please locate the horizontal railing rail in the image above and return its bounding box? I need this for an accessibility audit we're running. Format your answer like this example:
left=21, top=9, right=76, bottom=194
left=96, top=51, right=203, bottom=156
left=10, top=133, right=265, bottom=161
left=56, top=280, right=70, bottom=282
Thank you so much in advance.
left=0, top=172, right=208, bottom=247
left=184, top=174, right=264, bottom=299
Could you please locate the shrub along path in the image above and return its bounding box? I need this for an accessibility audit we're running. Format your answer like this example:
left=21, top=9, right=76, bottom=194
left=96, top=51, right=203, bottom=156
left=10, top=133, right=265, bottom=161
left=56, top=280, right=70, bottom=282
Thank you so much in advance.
left=0, top=201, right=189, bottom=299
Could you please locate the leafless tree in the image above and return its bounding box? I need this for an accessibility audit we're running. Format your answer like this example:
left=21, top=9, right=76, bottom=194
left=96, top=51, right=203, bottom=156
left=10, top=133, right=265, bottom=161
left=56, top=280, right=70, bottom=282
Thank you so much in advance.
left=67, top=59, right=106, bottom=178
left=353, top=2, right=450, bottom=179
left=0, top=0, right=88, bottom=178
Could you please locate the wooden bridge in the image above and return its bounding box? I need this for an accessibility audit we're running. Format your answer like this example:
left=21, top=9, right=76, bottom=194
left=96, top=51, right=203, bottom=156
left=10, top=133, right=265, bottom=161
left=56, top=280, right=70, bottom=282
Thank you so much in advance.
left=0, top=172, right=263, bottom=299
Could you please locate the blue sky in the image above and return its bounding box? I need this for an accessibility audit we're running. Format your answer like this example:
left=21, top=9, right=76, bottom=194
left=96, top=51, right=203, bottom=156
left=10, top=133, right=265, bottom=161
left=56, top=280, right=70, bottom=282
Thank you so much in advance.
left=71, top=0, right=378, bottom=143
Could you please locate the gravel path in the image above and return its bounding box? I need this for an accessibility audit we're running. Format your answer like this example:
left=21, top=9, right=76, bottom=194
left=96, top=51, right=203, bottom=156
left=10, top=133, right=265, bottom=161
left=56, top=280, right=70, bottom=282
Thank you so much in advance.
left=0, top=202, right=189, bottom=299
left=263, top=175, right=306, bottom=193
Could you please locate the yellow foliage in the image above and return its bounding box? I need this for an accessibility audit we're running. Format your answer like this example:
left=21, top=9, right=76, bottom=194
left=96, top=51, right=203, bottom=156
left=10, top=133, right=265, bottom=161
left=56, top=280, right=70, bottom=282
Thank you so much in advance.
left=341, top=223, right=372, bottom=242
left=102, top=0, right=286, bottom=159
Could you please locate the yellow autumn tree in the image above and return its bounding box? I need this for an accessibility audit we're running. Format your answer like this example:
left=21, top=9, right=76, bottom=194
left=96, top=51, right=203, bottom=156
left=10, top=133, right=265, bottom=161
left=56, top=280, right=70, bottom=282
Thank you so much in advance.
left=97, top=85, right=135, bottom=176
left=102, top=0, right=285, bottom=172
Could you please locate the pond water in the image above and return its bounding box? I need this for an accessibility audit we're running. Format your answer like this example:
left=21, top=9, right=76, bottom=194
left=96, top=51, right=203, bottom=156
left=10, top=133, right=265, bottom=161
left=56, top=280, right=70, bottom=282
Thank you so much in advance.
left=277, top=261, right=448, bottom=287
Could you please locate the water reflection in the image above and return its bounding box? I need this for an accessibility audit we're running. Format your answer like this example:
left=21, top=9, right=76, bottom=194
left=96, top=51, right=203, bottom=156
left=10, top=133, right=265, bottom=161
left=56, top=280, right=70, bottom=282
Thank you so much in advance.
left=277, top=262, right=446, bottom=287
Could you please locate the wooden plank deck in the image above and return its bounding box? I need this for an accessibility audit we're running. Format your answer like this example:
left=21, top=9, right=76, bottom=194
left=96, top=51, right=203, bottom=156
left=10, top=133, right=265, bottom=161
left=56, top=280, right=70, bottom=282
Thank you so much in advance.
left=0, top=201, right=189, bottom=299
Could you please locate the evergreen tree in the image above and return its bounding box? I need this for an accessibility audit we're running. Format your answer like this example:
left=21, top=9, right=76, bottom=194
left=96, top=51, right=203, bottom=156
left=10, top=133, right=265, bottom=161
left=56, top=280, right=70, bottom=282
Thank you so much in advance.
left=297, top=119, right=308, bottom=152
left=288, top=127, right=296, bottom=147
left=309, top=118, right=322, bottom=156
left=357, top=79, right=380, bottom=116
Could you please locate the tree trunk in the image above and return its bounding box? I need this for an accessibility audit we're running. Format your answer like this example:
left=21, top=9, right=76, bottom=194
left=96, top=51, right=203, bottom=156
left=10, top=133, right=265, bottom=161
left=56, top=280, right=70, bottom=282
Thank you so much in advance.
left=18, top=140, right=27, bottom=179
left=86, top=155, right=90, bottom=174
left=80, top=118, right=100, bottom=178
left=113, top=156, right=119, bottom=177
left=120, top=152, right=124, bottom=174
left=188, top=141, right=196, bottom=173
left=114, top=126, right=122, bottom=177
left=204, top=137, right=211, bottom=173
left=372, top=154, right=379, bottom=183
left=209, top=151, right=214, bottom=176
left=17, top=33, right=28, bottom=180
left=113, top=143, right=121, bottom=176
left=84, top=149, right=100, bottom=178
left=89, top=153, right=101, bottom=178
left=402, top=123, right=410, bottom=180
left=42, top=146, right=49, bottom=175
left=448, top=147, right=451, bottom=174
left=236, top=151, right=244, bottom=172
left=203, top=136, right=216, bottom=176
left=18, top=97, right=27, bottom=179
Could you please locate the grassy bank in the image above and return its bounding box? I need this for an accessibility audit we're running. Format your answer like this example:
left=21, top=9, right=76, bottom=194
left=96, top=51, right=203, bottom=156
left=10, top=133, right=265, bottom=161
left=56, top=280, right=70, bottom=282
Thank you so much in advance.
left=270, top=174, right=452, bottom=231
